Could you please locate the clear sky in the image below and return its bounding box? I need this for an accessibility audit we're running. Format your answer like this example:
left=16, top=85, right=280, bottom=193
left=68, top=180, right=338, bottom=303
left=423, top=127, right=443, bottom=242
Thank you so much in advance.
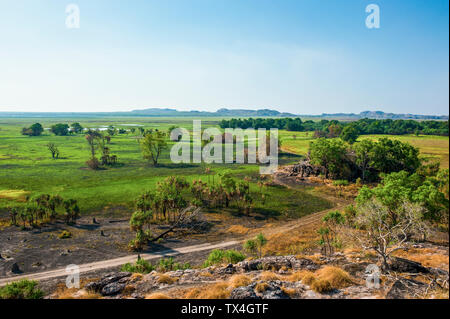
left=0, top=0, right=448, bottom=115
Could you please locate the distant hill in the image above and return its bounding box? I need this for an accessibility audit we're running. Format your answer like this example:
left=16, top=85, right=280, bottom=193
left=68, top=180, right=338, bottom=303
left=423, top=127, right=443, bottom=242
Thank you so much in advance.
left=0, top=108, right=447, bottom=120
left=130, top=107, right=297, bottom=117
left=311, top=111, right=448, bottom=120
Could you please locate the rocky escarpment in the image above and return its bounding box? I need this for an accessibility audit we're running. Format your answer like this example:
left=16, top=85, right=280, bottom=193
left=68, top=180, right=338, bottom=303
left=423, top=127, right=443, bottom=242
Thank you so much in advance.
left=57, top=254, right=448, bottom=299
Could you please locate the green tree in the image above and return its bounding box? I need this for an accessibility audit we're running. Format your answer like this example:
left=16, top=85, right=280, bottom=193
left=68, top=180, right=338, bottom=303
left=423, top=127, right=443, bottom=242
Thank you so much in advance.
left=50, top=123, right=69, bottom=136
left=141, top=130, right=168, bottom=166
left=356, top=170, right=449, bottom=224
left=371, top=138, right=421, bottom=174
left=70, top=122, right=84, bottom=134
left=46, top=143, right=60, bottom=159
left=243, top=239, right=258, bottom=257
left=255, top=233, right=267, bottom=258
left=354, top=139, right=375, bottom=183
left=309, top=138, right=348, bottom=179
left=22, top=123, right=44, bottom=136
left=340, top=125, right=360, bottom=144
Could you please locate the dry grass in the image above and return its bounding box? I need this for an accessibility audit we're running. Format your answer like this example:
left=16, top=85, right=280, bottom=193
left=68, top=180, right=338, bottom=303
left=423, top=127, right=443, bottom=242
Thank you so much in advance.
left=263, top=220, right=322, bottom=256
left=145, top=292, right=171, bottom=299
left=285, top=270, right=315, bottom=284
left=259, top=271, right=280, bottom=281
left=316, top=266, right=353, bottom=289
left=199, top=271, right=214, bottom=278
left=129, top=273, right=143, bottom=282
left=53, top=278, right=102, bottom=299
left=157, top=274, right=177, bottom=285
left=121, top=285, right=136, bottom=296
left=184, top=282, right=231, bottom=299
left=283, top=266, right=353, bottom=293
left=229, top=274, right=252, bottom=288
left=311, top=279, right=333, bottom=293
left=227, top=225, right=250, bottom=235
left=281, top=286, right=297, bottom=297
left=255, top=282, right=269, bottom=293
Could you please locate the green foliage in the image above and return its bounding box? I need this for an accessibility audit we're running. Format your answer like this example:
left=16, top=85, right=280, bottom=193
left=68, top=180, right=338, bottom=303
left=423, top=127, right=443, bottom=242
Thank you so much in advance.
left=21, top=123, right=44, bottom=136
left=46, top=142, right=59, bottom=159
left=50, top=123, right=70, bottom=136
left=157, top=257, right=191, bottom=272
left=141, top=130, right=168, bottom=166
left=371, top=138, right=421, bottom=174
left=319, top=211, right=345, bottom=255
left=220, top=118, right=449, bottom=136
left=70, top=122, right=84, bottom=134
left=121, top=258, right=155, bottom=274
left=309, top=138, right=349, bottom=179
left=0, top=279, right=44, bottom=299
left=203, top=249, right=246, bottom=267
left=340, top=125, right=360, bottom=144
left=356, top=170, right=449, bottom=224
left=243, top=239, right=257, bottom=256
left=332, top=180, right=349, bottom=186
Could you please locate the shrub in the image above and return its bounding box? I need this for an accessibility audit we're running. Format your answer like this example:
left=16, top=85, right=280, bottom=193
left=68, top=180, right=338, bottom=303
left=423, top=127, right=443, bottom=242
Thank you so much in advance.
left=0, top=279, right=44, bottom=299
left=86, top=157, right=101, bottom=170
left=224, top=249, right=246, bottom=264
left=121, top=258, right=155, bottom=274
left=157, top=257, right=190, bottom=272
left=203, top=249, right=246, bottom=267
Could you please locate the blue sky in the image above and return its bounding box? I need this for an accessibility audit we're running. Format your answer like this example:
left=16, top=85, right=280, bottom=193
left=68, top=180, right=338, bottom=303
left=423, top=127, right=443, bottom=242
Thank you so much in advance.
left=0, top=0, right=448, bottom=115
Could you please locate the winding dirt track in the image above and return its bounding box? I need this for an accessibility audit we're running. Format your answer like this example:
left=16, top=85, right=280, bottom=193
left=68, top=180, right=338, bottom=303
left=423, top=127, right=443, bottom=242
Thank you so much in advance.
left=0, top=241, right=239, bottom=286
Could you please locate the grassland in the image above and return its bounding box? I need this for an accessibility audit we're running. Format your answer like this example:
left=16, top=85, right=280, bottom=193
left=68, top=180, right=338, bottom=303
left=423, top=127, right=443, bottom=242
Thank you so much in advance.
left=278, top=130, right=449, bottom=168
left=0, top=117, right=330, bottom=219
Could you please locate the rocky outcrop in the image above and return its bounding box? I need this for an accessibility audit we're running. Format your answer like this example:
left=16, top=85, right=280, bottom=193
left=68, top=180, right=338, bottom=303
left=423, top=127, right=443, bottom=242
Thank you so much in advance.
left=386, top=278, right=428, bottom=299
left=230, top=281, right=290, bottom=299
left=236, top=256, right=318, bottom=272
left=388, top=257, right=429, bottom=273
left=288, top=161, right=323, bottom=178
left=85, top=272, right=131, bottom=296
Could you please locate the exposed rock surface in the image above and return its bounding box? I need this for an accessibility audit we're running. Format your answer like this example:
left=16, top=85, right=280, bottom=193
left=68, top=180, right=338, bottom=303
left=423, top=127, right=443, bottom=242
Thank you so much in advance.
left=230, top=281, right=290, bottom=299
left=385, top=278, right=428, bottom=299
left=66, top=255, right=447, bottom=299
left=85, top=272, right=131, bottom=296
left=236, top=256, right=318, bottom=272
left=288, top=161, right=324, bottom=178
left=388, top=257, right=429, bottom=273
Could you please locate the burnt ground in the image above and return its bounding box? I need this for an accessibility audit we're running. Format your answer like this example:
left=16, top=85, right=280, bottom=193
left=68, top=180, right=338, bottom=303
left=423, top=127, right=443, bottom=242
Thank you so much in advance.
left=0, top=208, right=278, bottom=280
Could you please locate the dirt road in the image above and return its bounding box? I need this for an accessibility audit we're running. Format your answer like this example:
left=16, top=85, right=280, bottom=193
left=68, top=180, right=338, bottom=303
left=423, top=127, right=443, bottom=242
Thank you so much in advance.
left=0, top=240, right=239, bottom=286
